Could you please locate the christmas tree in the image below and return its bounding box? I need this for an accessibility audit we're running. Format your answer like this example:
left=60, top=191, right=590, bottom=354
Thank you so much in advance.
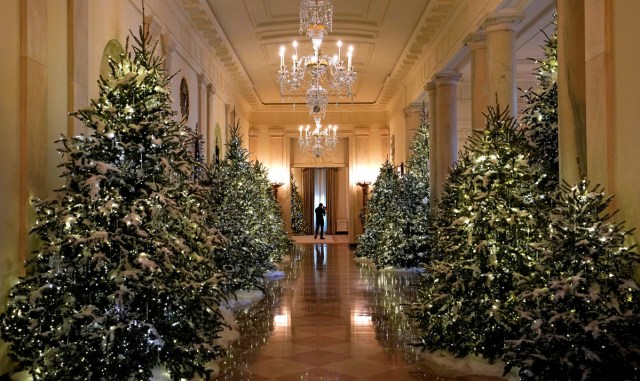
left=403, top=104, right=431, bottom=266
left=356, top=105, right=431, bottom=269
left=355, top=161, right=401, bottom=265
left=407, top=104, right=430, bottom=182
left=0, top=27, right=227, bottom=380
left=505, top=180, right=640, bottom=380
left=290, top=171, right=308, bottom=235
left=411, top=106, right=550, bottom=361
left=521, top=18, right=558, bottom=185
left=203, top=122, right=292, bottom=294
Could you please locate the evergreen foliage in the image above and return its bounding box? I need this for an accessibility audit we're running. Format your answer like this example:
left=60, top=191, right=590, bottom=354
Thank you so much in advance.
left=412, top=106, right=551, bottom=361
left=356, top=106, right=432, bottom=269
left=0, top=27, right=227, bottom=380
left=356, top=161, right=400, bottom=264
left=506, top=180, right=640, bottom=380
left=521, top=18, right=558, bottom=185
left=203, top=122, right=292, bottom=294
left=290, top=171, right=308, bottom=235
left=356, top=159, right=430, bottom=269
left=404, top=104, right=431, bottom=264
left=407, top=104, right=430, bottom=182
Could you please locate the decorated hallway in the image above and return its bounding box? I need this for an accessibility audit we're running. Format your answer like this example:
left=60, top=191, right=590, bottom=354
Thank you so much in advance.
left=215, top=244, right=500, bottom=381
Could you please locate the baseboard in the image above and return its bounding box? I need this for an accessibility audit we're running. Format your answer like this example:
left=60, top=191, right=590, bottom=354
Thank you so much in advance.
left=334, top=231, right=348, bottom=235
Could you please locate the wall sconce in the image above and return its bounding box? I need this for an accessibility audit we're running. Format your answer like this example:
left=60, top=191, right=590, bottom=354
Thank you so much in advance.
left=271, top=181, right=284, bottom=200
left=356, top=180, right=372, bottom=226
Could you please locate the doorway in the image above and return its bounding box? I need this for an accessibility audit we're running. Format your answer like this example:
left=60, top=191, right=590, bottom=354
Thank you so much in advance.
left=302, top=168, right=338, bottom=236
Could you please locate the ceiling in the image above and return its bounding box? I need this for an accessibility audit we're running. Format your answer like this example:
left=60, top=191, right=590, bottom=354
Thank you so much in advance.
left=189, top=0, right=555, bottom=111
left=205, top=0, right=443, bottom=107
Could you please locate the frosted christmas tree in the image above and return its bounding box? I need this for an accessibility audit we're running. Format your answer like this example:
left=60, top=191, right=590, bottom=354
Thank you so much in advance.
left=0, top=27, right=227, bottom=381
left=355, top=161, right=402, bottom=266
left=521, top=18, right=558, bottom=186
left=290, top=171, right=308, bottom=235
left=407, top=104, right=430, bottom=182
left=203, top=121, right=292, bottom=294
left=403, top=104, right=431, bottom=266
left=506, top=180, right=640, bottom=380
left=412, top=106, right=550, bottom=361
left=356, top=105, right=431, bottom=269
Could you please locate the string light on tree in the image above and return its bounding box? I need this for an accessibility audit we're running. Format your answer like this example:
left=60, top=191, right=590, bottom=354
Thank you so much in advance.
left=0, top=24, right=227, bottom=380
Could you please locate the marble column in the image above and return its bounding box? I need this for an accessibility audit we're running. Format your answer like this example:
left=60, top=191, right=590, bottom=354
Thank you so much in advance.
left=206, top=83, right=214, bottom=162
left=435, top=72, right=462, bottom=202
left=558, top=0, right=587, bottom=184
left=425, top=81, right=438, bottom=206
left=465, top=31, right=488, bottom=131
left=196, top=73, right=207, bottom=166
left=483, top=9, right=524, bottom=117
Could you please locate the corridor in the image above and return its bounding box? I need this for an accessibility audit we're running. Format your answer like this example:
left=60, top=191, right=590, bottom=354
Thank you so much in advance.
left=215, top=244, right=452, bottom=380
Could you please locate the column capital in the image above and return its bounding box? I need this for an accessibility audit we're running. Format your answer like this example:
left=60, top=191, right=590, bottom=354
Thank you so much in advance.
left=207, top=83, right=217, bottom=95
left=464, top=31, right=487, bottom=49
left=161, top=33, right=176, bottom=55
left=403, top=102, right=423, bottom=118
left=197, top=72, right=205, bottom=85
left=483, top=9, right=525, bottom=31
left=435, top=71, right=462, bottom=86
left=425, top=81, right=437, bottom=92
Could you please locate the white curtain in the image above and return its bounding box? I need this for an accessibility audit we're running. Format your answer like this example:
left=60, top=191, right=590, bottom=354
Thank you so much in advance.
left=313, top=168, right=327, bottom=232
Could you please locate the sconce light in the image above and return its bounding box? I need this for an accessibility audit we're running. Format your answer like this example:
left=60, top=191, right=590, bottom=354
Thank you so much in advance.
left=356, top=180, right=372, bottom=226
left=271, top=181, right=285, bottom=200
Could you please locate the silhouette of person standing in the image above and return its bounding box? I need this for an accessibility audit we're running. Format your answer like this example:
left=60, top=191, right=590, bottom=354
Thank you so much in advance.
left=314, top=203, right=326, bottom=239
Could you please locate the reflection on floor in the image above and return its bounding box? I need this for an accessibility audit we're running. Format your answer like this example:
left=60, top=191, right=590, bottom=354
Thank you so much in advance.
left=215, top=244, right=452, bottom=380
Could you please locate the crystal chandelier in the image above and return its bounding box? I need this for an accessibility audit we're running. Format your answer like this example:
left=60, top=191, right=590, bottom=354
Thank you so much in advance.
left=277, top=0, right=356, bottom=125
left=298, top=123, right=338, bottom=158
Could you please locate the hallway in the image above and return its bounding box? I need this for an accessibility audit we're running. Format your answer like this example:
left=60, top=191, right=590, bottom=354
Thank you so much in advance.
left=215, top=244, right=451, bottom=380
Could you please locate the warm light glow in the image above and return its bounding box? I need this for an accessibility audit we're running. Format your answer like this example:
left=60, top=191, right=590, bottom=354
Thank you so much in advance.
left=276, top=1, right=356, bottom=124
left=274, top=314, right=289, bottom=327
left=352, top=313, right=372, bottom=326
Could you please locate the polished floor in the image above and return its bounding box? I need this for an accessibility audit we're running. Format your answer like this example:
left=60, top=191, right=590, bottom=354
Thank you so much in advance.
left=215, top=243, right=456, bottom=381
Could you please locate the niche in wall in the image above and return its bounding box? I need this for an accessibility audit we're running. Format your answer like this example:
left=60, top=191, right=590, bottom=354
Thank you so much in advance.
left=100, top=39, right=125, bottom=78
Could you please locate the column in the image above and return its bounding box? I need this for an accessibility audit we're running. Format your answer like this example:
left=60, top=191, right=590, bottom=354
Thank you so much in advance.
left=1, top=0, right=22, bottom=374
left=465, top=31, right=488, bottom=131
left=403, top=102, right=422, bottom=164
left=558, top=0, right=587, bottom=184
left=68, top=0, right=89, bottom=135
left=161, top=33, right=175, bottom=74
left=483, top=9, right=524, bottom=117
left=206, top=83, right=214, bottom=163
left=425, top=81, right=438, bottom=205
left=435, top=72, right=462, bottom=202
left=196, top=73, right=206, bottom=165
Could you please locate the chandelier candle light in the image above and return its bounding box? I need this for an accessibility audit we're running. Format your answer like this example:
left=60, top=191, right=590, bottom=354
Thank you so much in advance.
left=277, top=0, right=357, bottom=127
left=298, top=123, right=338, bottom=158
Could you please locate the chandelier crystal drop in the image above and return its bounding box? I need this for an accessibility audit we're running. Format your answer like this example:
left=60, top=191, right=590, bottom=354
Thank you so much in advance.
left=298, top=123, right=338, bottom=159
left=299, top=0, right=333, bottom=43
left=306, top=84, right=329, bottom=121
